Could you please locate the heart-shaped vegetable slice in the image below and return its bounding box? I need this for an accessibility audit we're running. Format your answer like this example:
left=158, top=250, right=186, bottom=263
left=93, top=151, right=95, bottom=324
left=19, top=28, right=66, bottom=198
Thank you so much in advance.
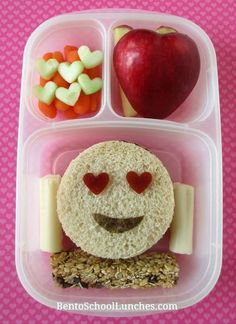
left=33, top=81, right=57, bottom=105
left=35, top=58, right=59, bottom=80
left=126, top=171, right=152, bottom=194
left=78, top=46, right=103, bottom=69
left=58, top=61, right=84, bottom=83
left=83, top=173, right=109, bottom=195
left=78, top=74, right=102, bottom=95
left=55, top=82, right=81, bottom=106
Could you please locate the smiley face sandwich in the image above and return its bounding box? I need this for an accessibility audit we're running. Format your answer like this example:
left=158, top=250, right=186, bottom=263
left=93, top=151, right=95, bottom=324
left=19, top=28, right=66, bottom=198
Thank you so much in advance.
left=57, top=141, right=175, bottom=259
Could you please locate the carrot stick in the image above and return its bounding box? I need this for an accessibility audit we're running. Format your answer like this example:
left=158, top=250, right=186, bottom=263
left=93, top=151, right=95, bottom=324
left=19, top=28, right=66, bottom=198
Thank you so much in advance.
left=64, top=45, right=78, bottom=61
left=42, top=51, right=64, bottom=62
left=43, top=52, right=53, bottom=61
left=87, top=65, right=102, bottom=78
left=53, top=51, right=64, bottom=62
left=90, top=90, right=101, bottom=112
left=52, top=72, right=70, bottom=88
left=54, top=98, right=71, bottom=111
left=67, top=50, right=80, bottom=63
left=73, top=92, right=91, bottom=115
left=38, top=101, right=57, bottom=118
left=63, top=107, right=78, bottom=119
left=40, top=77, right=48, bottom=86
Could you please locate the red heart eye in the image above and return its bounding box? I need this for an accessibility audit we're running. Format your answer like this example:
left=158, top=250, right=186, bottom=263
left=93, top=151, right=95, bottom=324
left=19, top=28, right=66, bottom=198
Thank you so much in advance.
left=126, top=171, right=152, bottom=194
left=83, top=173, right=109, bottom=195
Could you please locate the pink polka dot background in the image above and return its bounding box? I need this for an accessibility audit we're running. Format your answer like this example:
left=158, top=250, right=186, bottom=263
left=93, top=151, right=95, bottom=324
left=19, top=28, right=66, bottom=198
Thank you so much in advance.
left=0, top=0, right=236, bottom=322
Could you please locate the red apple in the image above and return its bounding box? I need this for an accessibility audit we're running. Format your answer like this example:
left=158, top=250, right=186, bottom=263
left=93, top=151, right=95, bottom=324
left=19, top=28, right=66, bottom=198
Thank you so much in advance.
left=113, top=27, right=200, bottom=119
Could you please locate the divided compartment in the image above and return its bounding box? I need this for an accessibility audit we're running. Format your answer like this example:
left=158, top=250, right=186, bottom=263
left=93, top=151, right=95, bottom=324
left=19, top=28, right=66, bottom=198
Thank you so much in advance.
left=17, top=122, right=220, bottom=314
left=108, top=16, right=216, bottom=124
left=23, top=17, right=106, bottom=122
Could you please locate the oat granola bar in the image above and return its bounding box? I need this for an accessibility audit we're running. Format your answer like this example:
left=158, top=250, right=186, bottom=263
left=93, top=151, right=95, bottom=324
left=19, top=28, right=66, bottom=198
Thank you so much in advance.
left=51, top=250, right=179, bottom=288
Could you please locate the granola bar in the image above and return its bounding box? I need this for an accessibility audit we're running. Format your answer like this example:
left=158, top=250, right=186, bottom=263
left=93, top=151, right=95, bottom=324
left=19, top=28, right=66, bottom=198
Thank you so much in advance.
left=51, top=249, right=179, bottom=289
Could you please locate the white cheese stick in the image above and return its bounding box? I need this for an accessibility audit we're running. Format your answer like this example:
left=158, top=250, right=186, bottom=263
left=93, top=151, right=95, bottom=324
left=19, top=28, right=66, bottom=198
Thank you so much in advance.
left=40, top=175, right=63, bottom=253
left=169, top=183, right=194, bottom=255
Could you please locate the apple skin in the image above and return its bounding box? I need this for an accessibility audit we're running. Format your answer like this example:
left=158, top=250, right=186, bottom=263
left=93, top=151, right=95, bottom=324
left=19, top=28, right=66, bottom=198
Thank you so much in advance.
left=113, top=29, right=200, bottom=119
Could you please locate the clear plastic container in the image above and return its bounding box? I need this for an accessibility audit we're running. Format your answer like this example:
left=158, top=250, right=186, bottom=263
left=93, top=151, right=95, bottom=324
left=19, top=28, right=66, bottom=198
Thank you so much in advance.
left=16, top=10, right=222, bottom=316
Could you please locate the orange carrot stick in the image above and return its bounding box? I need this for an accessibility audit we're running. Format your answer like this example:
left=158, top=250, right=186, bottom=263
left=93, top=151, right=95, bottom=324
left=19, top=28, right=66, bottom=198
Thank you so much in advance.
left=43, top=52, right=53, bottom=61
left=42, top=51, right=64, bottom=62
left=40, top=77, right=48, bottom=86
left=54, top=98, right=71, bottom=112
left=52, top=72, right=70, bottom=88
left=63, top=107, right=78, bottom=119
left=83, top=68, right=89, bottom=75
left=53, top=51, right=64, bottom=62
left=87, top=65, right=102, bottom=78
left=64, top=45, right=78, bottom=61
left=90, top=90, right=101, bottom=112
left=38, top=101, right=57, bottom=118
left=67, top=50, right=80, bottom=63
left=73, top=92, right=91, bottom=115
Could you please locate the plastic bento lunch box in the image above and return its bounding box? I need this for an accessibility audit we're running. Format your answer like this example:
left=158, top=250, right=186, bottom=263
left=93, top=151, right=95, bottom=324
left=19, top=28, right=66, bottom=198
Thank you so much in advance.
left=16, top=9, right=222, bottom=316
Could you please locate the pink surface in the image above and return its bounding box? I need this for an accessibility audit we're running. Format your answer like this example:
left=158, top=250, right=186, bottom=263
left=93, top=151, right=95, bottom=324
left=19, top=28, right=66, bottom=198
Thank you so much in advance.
left=0, top=0, right=235, bottom=323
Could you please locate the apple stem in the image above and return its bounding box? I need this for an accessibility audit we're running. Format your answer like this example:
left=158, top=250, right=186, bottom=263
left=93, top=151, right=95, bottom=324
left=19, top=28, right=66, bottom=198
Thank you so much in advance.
left=156, top=26, right=177, bottom=35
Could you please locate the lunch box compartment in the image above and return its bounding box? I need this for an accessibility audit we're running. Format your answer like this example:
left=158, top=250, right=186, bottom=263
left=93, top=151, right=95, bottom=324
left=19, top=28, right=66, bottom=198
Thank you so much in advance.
left=108, top=17, right=216, bottom=124
left=17, top=122, right=220, bottom=314
left=23, top=18, right=105, bottom=122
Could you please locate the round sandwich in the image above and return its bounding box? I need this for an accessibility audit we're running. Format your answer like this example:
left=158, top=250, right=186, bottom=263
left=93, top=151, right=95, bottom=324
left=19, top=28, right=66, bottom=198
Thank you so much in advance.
left=57, top=141, right=174, bottom=259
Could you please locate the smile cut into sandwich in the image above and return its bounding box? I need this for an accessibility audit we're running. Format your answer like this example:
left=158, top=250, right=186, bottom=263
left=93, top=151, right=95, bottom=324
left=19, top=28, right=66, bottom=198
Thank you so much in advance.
left=93, top=214, right=144, bottom=233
